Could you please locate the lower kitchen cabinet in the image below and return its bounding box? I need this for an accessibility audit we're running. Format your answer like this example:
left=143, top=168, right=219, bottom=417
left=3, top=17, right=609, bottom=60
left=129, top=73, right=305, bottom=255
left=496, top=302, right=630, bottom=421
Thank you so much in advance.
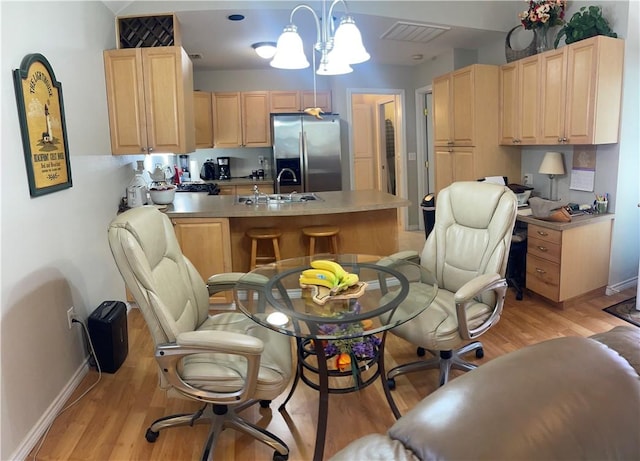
left=217, top=183, right=274, bottom=196
left=172, top=217, right=233, bottom=304
left=524, top=217, right=613, bottom=305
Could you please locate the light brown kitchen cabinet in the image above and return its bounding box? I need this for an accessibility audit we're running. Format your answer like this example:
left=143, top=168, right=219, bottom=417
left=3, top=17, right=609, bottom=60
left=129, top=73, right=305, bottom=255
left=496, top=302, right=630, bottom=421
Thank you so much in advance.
left=433, top=64, right=520, bottom=194
left=212, top=91, right=270, bottom=147
left=172, top=218, right=233, bottom=304
left=193, top=91, right=213, bottom=148
left=103, top=46, right=195, bottom=155
left=524, top=218, right=613, bottom=305
left=539, top=36, right=624, bottom=145
left=499, top=54, right=540, bottom=145
left=270, top=90, right=332, bottom=113
left=242, top=91, right=271, bottom=147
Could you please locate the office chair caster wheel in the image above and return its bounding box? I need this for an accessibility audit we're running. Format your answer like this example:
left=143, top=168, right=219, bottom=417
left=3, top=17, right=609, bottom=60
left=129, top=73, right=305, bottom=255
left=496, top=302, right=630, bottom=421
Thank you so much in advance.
left=476, top=348, right=484, bottom=359
left=416, top=347, right=426, bottom=357
left=145, top=428, right=159, bottom=443
left=387, top=378, right=396, bottom=390
left=260, top=400, right=271, bottom=408
left=273, top=451, right=289, bottom=460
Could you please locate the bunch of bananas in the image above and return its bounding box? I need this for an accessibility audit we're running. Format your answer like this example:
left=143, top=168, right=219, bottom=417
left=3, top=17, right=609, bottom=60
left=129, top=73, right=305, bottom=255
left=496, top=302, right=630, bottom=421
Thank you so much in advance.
left=299, top=260, right=359, bottom=294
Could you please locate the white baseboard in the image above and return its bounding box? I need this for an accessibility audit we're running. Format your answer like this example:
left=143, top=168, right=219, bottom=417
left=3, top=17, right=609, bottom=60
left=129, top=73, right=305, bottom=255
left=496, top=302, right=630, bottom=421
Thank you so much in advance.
left=10, top=360, right=89, bottom=461
left=606, top=276, right=638, bottom=296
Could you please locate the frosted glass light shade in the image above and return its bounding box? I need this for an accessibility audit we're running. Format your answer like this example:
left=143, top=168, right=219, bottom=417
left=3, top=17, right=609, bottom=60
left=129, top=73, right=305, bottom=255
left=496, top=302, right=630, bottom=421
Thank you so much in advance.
left=270, top=25, right=310, bottom=69
left=333, top=16, right=370, bottom=64
left=538, top=152, right=565, bottom=175
left=317, top=50, right=353, bottom=75
left=252, top=42, right=277, bottom=59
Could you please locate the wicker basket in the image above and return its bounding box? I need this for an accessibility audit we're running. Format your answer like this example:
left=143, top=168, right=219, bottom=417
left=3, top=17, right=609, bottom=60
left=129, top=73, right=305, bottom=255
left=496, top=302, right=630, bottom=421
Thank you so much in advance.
left=505, top=25, right=536, bottom=62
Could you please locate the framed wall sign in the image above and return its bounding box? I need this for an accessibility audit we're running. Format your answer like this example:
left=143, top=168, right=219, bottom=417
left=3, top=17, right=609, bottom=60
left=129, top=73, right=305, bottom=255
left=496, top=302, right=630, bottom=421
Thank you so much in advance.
left=13, top=53, right=72, bottom=197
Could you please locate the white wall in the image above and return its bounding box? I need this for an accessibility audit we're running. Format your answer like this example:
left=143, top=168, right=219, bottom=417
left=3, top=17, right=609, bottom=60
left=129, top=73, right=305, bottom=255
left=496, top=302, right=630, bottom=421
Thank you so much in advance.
left=0, top=1, right=131, bottom=458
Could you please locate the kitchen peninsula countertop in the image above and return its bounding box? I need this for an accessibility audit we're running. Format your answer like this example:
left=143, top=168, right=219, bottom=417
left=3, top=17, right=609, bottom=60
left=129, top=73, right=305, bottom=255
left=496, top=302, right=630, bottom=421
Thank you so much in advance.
left=166, top=190, right=411, bottom=218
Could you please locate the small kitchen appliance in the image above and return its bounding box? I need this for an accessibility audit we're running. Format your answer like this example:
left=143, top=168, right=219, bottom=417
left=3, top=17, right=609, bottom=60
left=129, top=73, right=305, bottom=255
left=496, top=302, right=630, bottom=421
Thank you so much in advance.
left=217, top=157, right=231, bottom=180
left=200, top=159, right=217, bottom=181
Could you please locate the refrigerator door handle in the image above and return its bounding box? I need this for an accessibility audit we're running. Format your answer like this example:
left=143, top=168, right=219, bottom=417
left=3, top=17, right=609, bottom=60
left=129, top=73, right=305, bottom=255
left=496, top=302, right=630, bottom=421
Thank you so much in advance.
left=302, top=131, right=309, bottom=189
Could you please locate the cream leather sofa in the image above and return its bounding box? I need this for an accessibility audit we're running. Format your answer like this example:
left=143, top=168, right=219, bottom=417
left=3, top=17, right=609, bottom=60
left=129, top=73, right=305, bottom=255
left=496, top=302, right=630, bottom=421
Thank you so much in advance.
left=331, top=326, right=640, bottom=461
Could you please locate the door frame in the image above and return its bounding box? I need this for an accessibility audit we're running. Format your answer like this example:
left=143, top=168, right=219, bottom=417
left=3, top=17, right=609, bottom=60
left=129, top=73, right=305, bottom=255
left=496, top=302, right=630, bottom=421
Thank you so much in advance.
left=415, top=84, right=433, bottom=232
left=347, top=88, right=407, bottom=229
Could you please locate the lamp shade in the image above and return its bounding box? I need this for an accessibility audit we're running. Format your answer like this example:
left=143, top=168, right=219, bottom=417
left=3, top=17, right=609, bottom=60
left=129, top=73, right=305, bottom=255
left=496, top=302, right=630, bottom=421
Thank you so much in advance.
left=538, top=151, right=565, bottom=175
left=317, top=50, right=353, bottom=75
left=270, top=25, right=310, bottom=69
left=332, top=16, right=370, bottom=64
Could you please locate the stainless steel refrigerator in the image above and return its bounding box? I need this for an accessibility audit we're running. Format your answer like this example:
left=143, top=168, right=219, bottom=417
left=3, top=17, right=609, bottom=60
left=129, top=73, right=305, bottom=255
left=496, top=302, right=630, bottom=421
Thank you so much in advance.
left=272, top=114, right=342, bottom=193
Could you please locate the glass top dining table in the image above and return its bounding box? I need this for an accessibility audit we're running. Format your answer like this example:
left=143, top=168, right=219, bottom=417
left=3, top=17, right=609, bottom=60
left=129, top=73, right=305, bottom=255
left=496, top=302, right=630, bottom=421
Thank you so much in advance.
left=232, top=254, right=438, bottom=461
left=232, top=254, right=437, bottom=340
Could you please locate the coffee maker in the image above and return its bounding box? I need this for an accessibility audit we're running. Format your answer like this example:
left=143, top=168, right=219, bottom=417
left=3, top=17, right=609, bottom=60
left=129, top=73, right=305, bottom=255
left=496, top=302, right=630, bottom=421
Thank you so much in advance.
left=217, top=157, right=231, bottom=180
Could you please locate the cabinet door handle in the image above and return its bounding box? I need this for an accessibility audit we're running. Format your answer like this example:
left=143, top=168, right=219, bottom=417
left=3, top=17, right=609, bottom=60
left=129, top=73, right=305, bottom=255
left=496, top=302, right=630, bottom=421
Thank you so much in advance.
left=537, top=246, right=548, bottom=252
left=148, top=147, right=153, bottom=153
left=557, top=137, right=563, bottom=143
left=535, top=268, right=546, bottom=274
left=447, top=140, right=453, bottom=145
left=141, top=147, right=146, bottom=152
left=536, top=230, right=549, bottom=236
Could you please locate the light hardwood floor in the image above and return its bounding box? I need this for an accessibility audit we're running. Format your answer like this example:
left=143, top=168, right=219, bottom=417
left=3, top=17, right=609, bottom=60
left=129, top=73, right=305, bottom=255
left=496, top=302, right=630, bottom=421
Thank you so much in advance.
left=30, top=230, right=634, bottom=461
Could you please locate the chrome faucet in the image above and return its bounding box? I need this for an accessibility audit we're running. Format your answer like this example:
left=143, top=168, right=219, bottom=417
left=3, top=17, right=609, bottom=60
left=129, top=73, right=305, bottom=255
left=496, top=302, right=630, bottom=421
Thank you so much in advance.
left=276, top=168, right=297, bottom=194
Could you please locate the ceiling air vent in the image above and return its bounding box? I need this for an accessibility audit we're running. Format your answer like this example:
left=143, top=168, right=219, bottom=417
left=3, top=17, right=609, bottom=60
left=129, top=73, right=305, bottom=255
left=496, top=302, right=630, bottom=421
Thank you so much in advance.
left=381, top=22, right=450, bottom=44
left=188, top=53, right=203, bottom=60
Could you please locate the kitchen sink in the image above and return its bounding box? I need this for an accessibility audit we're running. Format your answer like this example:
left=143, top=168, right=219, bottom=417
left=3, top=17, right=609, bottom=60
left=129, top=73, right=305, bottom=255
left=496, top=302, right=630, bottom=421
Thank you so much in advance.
left=237, top=193, right=322, bottom=205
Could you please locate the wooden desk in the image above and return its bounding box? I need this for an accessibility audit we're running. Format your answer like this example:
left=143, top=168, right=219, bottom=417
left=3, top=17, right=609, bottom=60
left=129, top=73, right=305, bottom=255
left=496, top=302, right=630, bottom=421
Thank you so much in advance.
left=516, top=212, right=614, bottom=307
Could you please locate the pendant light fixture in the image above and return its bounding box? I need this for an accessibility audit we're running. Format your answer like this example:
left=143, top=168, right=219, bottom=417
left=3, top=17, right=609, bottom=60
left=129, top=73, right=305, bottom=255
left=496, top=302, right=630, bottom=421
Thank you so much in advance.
left=270, top=0, right=369, bottom=75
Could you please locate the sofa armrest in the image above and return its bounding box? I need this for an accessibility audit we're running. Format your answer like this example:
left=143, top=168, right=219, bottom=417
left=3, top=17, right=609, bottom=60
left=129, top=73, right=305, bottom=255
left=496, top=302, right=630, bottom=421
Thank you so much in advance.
left=329, top=434, right=419, bottom=461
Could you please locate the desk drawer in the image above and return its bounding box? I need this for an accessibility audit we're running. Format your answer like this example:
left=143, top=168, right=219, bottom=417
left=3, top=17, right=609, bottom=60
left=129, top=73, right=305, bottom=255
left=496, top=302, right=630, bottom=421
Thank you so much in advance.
left=528, top=224, right=561, bottom=245
left=526, top=254, right=560, bottom=301
left=528, top=236, right=561, bottom=263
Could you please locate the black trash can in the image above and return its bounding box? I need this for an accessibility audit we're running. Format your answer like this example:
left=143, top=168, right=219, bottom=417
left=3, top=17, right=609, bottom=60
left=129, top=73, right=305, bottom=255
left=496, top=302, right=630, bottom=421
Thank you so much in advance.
left=88, top=301, right=128, bottom=373
left=421, top=193, right=436, bottom=240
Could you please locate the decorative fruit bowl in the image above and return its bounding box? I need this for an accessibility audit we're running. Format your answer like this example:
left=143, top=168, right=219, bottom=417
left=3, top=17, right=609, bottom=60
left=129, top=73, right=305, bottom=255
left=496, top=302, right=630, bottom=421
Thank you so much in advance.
left=298, top=259, right=367, bottom=306
left=300, top=281, right=367, bottom=306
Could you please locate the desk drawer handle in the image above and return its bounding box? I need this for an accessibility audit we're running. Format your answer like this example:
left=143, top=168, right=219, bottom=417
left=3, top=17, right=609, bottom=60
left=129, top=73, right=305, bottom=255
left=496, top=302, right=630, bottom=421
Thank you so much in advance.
left=536, top=230, right=549, bottom=236
left=535, top=268, right=546, bottom=275
left=537, top=246, right=548, bottom=252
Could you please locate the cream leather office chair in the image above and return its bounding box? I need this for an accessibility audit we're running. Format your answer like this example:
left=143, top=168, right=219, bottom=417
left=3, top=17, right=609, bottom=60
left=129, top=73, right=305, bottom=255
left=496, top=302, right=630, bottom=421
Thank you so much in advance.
left=386, top=181, right=518, bottom=390
left=108, top=206, right=292, bottom=461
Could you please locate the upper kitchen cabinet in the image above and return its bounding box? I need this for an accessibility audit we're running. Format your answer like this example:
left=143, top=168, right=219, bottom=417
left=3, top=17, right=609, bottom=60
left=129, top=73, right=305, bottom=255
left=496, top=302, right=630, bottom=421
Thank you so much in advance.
left=539, top=36, right=624, bottom=145
left=103, top=46, right=195, bottom=155
left=212, top=91, right=271, bottom=148
left=270, top=90, right=332, bottom=113
left=193, top=91, right=213, bottom=149
left=499, top=54, right=540, bottom=145
left=433, top=64, right=520, bottom=194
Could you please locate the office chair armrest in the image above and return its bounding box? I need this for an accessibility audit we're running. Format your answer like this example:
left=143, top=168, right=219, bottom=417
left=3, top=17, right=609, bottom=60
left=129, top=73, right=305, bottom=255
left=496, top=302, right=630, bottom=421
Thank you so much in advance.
left=177, top=330, right=264, bottom=354
left=155, top=331, right=264, bottom=405
left=383, top=250, right=420, bottom=264
left=207, top=272, right=270, bottom=296
left=454, top=273, right=508, bottom=341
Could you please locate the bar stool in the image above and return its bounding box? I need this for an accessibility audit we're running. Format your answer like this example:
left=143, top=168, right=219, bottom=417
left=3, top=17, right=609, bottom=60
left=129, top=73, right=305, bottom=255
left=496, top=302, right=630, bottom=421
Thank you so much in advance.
left=246, top=227, right=282, bottom=270
left=302, top=226, right=339, bottom=256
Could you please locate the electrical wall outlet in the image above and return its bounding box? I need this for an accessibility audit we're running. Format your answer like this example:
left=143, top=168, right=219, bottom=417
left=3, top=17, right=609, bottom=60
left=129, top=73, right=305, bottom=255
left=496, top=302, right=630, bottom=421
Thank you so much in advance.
left=523, top=173, right=533, bottom=186
left=258, top=155, right=264, bottom=166
left=66, top=306, right=75, bottom=329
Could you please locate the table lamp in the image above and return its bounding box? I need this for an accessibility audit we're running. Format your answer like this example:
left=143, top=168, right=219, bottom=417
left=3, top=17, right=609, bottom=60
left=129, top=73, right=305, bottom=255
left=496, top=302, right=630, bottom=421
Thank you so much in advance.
left=539, top=151, right=565, bottom=201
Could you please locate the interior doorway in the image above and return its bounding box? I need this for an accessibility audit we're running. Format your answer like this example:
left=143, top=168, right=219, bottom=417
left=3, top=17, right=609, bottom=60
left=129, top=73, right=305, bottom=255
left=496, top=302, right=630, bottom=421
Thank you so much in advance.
left=347, top=88, right=407, bottom=229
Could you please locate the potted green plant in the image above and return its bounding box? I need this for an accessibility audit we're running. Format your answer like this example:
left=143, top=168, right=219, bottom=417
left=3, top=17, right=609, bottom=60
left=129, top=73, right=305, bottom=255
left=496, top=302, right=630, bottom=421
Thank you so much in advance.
left=554, top=5, right=617, bottom=48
